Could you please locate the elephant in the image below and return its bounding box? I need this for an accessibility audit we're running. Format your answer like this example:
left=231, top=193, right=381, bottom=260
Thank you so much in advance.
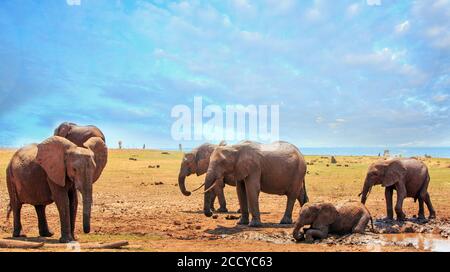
left=292, top=202, right=373, bottom=243
left=6, top=136, right=108, bottom=243
left=54, top=122, right=106, bottom=147
left=178, top=141, right=233, bottom=212
left=359, top=158, right=435, bottom=220
left=202, top=140, right=308, bottom=227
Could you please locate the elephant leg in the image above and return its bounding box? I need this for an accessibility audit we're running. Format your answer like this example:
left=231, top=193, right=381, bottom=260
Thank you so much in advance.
left=280, top=193, right=296, bottom=224
left=385, top=187, right=394, bottom=220
left=304, top=228, right=328, bottom=243
left=417, top=197, right=425, bottom=220
left=68, top=188, right=78, bottom=240
left=210, top=193, right=216, bottom=212
left=423, top=193, right=436, bottom=219
left=50, top=184, right=73, bottom=243
left=34, top=205, right=53, bottom=237
left=236, top=181, right=249, bottom=225
left=353, top=214, right=370, bottom=234
left=216, top=185, right=228, bottom=213
left=12, top=203, right=26, bottom=238
left=395, top=185, right=407, bottom=221
left=245, top=174, right=262, bottom=227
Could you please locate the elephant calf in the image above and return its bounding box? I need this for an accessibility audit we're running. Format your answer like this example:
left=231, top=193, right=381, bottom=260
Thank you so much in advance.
left=293, top=202, right=373, bottom=243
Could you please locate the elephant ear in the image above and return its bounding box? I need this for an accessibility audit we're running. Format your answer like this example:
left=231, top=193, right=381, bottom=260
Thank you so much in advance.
left=83, top=137, right=108, bottom=183
left=36, top=136, right=74, bottom=187
left=383, top=160, right=406, bottom=187
left=313, top=203, right=338, bottom=228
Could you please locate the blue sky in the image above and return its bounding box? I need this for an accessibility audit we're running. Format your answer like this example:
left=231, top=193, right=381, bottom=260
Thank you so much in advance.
left=0, top=0, right=449, bottom=149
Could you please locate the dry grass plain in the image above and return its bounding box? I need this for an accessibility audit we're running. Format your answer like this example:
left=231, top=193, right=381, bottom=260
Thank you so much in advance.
left=0, top=148, right=449, bottom=252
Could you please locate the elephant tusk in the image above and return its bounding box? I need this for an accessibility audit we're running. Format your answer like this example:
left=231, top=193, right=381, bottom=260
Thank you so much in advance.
left=204, top=181, right=217, bottom=194
left=191, top=182, right=205, bottom=193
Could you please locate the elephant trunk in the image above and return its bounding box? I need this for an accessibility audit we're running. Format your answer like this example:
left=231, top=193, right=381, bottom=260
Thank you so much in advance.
left=292, top=221, right=304, bottom=242
left=360, top=177, right=372, bottom=204
left=178, top=173, right=191, bottom=196
left=82, top=185, right=93, bottom=234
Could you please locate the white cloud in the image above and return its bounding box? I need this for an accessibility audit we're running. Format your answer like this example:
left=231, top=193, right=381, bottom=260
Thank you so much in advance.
left=433, top=94, right=449, bottom=102
left=366, top=0, right=381, bottom=6
left=347, top=3, right=360, bottom=17
left=395, top=20, right=410, bottom=34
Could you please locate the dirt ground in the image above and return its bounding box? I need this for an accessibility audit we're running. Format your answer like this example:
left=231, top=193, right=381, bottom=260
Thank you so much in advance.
left=0, top=149, right=449, bottom=252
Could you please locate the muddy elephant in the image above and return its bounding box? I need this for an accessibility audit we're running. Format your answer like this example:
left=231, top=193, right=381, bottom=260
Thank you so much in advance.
left=359, top=158, right=435, bottom=220
left=178, top=141, right=234, bottom=212
left=203, top=141, right=308, bottom=227
left=54, top=122, right=106, bottom=147
left=6, top=136, right=108, bottom=243
left=292, top=202, right=373, bottom=242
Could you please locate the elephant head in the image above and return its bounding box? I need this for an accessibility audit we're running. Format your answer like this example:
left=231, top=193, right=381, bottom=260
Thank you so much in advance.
left=203, top=146, right=238, bottom=217
left=178, top=142, right=225, bottom=196
left=360, top=159, right=406, bottom=204
left=293, top=203, right=338, bottom=241
left=54, top=122, right=77, bottom=138
left=36, top=136, right=107, bottom=234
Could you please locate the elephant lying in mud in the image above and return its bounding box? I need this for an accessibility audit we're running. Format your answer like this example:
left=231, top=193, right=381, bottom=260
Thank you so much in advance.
left=203, top=141, right=309, bottom=227
left=178, top=141, right=233, bottom=212
left=359, top=158, right=435, bottom=220
left=293, top=202, right=373, bottom=243
left=6, top=136, right=108, bottom=243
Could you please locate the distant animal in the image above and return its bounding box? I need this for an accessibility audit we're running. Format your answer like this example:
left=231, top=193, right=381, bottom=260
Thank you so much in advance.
left=202, top=141, right=308, bottom=227
left=6, top=136, right=107, bottom=243
left=178, top=141, right=231, bottom=212
left=54, top=122, right=106, bottom=147
left=293, top=202, right=373, bottom=243
left=359, top=158, right=435, bottom=220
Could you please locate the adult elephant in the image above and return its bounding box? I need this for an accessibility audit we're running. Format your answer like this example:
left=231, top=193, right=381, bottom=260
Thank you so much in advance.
left=203, top=141, right=308, bottom=227
left=178, top=141, right=232, bottom=212
left=359, top=158, right=435, bottom=220
left=54, top=122, right=106, bottom=147
left=6, top=136, right=107, bottom=242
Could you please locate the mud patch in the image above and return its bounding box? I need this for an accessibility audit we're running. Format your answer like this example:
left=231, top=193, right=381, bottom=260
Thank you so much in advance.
left=221, top=218, right=450, bottom=251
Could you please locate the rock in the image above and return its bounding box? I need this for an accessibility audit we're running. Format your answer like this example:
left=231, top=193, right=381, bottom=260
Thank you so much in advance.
left=432, top=227, right=442, bottom=235
left=400, top=222, right=415, bottom=233
left=195, top=225, right=202, bottom=230
left=161, top=152, right=170, bottom=155
left=212, top=215, right=219, bottom=219
left=153, top=181, right=164, bottom=185
left=173, top=220, right=182, bottom=226
left=129, top=158, right=137, bottom=161
left=225, top=215, right=241, bottom=220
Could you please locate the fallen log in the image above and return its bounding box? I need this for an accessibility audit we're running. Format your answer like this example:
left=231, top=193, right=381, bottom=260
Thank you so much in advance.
left=0, top=239, right=45, bottom=249
left=88, top=240, right=129, bottom=249
left=44, top=240, right=129, bottom=250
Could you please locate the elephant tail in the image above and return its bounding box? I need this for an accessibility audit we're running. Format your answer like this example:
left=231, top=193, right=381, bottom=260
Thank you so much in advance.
left=301, top=181, right=309, bottom=204
left=414, top=170, right=430, bottom=203
left=6, top=162, right=16, bottom=221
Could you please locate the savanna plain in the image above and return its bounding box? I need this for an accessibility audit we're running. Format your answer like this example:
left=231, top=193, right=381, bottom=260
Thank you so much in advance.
left=1, top=149, right=449, bottom=252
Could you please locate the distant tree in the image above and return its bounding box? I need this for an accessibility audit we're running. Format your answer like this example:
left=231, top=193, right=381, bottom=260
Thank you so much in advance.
left=143, top=144, right=146, bottom=150
left=118, top=140, right=122, bottom=149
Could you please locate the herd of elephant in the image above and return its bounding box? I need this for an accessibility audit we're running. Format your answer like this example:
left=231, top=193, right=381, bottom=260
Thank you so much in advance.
left=3, top=123, right=436, bottom=244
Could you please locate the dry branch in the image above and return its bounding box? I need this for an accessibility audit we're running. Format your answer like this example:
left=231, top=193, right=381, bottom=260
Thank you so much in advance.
left=0, top=239, right=44, bottom=249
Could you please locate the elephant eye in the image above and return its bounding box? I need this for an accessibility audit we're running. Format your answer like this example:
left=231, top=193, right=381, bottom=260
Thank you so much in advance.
left=73, top=168, right=77, bottom=173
